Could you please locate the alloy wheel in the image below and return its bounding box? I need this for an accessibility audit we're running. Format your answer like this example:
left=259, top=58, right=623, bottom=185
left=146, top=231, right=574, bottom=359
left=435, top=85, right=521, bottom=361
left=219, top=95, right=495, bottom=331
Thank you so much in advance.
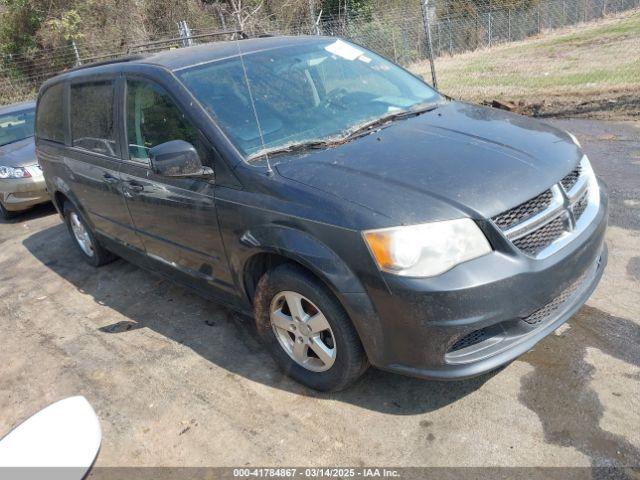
left=269, top=291, right=337, bottom=372
left=70, top=212, right=94, bottom=258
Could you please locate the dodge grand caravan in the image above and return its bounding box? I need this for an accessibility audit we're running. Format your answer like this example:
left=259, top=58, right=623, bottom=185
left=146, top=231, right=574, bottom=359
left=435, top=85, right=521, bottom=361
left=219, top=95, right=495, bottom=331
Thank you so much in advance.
left=35, top=36, right=608, bottom=391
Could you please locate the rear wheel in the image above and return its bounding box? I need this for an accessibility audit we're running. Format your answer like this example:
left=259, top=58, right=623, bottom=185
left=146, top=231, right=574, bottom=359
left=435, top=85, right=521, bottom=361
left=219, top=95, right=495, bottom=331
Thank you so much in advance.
left=254, top=264, right=368, bottom=391
left=63, top=202, right=116, bottom=267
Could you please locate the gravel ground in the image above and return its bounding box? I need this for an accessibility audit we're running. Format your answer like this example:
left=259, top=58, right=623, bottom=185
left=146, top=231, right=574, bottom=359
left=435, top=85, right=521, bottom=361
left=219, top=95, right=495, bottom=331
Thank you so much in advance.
left=0, top=118, right=638, bottom=469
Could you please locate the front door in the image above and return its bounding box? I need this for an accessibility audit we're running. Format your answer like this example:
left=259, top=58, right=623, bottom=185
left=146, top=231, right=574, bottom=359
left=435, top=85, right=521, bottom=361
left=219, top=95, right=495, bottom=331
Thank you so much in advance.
left=66, top=77, right=143, bottom=250
left=117, top=77, right=235, bottom=300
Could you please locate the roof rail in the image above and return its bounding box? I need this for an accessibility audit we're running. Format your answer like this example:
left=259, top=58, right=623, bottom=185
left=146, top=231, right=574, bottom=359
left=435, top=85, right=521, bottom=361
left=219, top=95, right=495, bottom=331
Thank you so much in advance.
left=126, top=29, right=247, bottom=54
left=64, top=54, right=148, bottom=73
left=61, top=29, right=249, bottom=75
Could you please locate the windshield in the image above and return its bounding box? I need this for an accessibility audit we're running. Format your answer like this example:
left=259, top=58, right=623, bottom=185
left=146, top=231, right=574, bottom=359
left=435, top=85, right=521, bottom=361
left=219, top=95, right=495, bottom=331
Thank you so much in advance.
left=0, top=108, right=35, bottom=147
left=177, top=39, right=441, bottom=161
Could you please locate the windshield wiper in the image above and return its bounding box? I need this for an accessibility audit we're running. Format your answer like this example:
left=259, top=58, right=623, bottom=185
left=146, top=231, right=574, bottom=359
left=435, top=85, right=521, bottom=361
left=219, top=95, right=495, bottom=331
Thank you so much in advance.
left=342, top=102, right=441, bottom=141
left=247, top=139, right=335, bottom=162
left=246, top=102, right=441, bottom=162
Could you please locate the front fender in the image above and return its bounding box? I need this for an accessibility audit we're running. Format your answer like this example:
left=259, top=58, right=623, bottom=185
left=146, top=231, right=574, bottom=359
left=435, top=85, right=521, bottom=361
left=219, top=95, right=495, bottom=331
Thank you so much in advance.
left=232, top=225, right=385, bottom=364
left=237, top=225, right=365, bottom=294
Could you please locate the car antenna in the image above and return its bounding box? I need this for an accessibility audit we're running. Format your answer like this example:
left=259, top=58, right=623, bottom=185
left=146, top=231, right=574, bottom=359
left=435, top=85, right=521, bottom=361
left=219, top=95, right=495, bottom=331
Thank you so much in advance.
left=235, top=39, right=274, bottom=176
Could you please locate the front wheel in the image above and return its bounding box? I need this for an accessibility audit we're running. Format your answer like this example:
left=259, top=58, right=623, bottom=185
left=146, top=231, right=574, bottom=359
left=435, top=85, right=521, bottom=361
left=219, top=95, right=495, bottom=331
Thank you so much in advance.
left=0, top=202, right=16, bottom=221
left=254, top=264, right=369, bottom=391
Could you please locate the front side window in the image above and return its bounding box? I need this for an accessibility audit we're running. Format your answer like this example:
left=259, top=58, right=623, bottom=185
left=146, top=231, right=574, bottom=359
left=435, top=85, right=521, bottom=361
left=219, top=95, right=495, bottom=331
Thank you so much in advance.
left=36, top=82, right=64, bottom=143
left=177, top=39, right=441, bottom=161
left=70, top=81, right=117, bottom=156
left=125, top=79, right=202, bottom=164
left=0, top=107, right=35, bottom=147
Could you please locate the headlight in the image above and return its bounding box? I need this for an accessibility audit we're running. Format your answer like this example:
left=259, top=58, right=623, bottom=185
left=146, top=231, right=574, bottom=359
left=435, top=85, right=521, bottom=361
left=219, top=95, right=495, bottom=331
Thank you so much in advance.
left=363, top=218, right=492, bottom=277
left=0, top=166, right=31, bottom=179
left=567, top=131, right=581, bottom=148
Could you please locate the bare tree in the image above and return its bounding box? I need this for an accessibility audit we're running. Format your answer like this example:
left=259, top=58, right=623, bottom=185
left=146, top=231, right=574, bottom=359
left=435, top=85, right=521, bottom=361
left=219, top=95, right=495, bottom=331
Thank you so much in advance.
left=227, top=0, right=264, bottom=30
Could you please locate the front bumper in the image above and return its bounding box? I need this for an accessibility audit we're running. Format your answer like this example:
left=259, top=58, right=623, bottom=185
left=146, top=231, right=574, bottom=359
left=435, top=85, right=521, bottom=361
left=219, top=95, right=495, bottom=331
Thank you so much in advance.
left=361, top=186, right=608, bottom=380
left=0, top=175, right=49, bottom=212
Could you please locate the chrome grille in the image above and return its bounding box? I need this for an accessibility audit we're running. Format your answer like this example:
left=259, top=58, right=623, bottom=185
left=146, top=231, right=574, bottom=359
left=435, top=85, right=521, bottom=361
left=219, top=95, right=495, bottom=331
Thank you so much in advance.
left=513, top=215, right=567, bottom=256
left=492, top=189, right=553, bottom=229
left=572, top=189, right=589, bottom=221
left=492, top=156, right=595, bottom=258
left=560, top=165, right=582, bottom=191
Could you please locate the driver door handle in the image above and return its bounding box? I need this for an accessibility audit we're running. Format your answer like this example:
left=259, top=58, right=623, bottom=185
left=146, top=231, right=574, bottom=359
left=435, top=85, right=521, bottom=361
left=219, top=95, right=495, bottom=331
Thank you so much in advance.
left=126, top=182, right=144, bottom=192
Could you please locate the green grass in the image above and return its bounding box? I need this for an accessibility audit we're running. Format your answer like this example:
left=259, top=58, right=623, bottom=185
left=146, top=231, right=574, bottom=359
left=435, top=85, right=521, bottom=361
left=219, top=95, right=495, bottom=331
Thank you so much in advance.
left=410, top=11, right=640, bottom=103
left=542, top=11, right=640, bottom=46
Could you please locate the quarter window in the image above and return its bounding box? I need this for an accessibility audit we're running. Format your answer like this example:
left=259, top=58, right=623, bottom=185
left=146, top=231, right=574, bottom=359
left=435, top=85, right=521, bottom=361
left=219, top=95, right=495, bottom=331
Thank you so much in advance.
left=70, top=81, right=118, bottom=156
left=36, top=83, right=65, bottom=143
left=125, top=79, right=202, bottom=164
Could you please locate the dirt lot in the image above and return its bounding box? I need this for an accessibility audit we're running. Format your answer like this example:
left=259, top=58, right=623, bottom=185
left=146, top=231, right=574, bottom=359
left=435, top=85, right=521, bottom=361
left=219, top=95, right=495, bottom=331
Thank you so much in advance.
left=0, top=118, right=638, bottom=469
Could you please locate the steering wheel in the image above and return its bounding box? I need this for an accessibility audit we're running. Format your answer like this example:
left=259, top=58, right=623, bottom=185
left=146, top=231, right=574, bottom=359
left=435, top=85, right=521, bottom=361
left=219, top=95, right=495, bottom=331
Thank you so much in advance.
left=323, top=88, right=349, bottom=111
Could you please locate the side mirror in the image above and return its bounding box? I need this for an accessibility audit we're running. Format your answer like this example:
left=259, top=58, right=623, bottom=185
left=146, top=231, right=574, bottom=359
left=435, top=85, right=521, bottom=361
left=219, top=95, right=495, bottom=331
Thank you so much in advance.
left=149, top=140, right=213, bottom=178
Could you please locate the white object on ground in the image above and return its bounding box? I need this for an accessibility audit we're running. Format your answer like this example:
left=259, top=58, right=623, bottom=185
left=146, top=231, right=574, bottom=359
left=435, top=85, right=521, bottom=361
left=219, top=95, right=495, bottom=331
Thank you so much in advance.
left=0, top=396, right=101, bottom=470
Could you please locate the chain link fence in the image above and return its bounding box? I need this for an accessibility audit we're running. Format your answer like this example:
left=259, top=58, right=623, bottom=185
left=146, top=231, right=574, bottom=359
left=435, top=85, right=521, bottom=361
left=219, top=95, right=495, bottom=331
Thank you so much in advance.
left=1, top=0, right=639, bottom=116
left=427, top=0, right=639, bottom=55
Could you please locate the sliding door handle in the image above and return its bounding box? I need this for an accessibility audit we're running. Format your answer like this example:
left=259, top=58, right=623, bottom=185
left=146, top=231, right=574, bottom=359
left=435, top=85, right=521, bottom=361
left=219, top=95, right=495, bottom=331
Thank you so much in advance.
left=102, top=173, right=120, bottom=185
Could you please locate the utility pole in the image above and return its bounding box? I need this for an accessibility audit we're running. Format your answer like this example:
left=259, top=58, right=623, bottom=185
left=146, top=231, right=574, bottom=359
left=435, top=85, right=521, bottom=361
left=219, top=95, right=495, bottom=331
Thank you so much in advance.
left=177, top=20, right=193, bottom=47
left=420, top=0, right=438, bottom=89
left=71, top=40, right=82, bottom=66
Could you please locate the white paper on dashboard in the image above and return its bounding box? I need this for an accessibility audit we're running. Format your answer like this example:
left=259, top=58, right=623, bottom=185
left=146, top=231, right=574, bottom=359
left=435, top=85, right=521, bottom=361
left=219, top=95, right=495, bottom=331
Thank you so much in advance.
left=325, top=39, right=364, bottom=61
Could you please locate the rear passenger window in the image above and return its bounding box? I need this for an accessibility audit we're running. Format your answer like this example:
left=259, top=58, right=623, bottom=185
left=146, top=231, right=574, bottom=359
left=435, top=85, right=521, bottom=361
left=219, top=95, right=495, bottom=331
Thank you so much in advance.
left=70, top=81, right=118, bottom=157
left=36, top=82, right=65, bottom=143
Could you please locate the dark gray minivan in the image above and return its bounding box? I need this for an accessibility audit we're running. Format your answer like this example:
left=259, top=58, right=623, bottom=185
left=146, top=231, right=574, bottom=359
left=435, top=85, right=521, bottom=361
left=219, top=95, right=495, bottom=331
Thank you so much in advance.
left=35, top=36, right=608, bottom=391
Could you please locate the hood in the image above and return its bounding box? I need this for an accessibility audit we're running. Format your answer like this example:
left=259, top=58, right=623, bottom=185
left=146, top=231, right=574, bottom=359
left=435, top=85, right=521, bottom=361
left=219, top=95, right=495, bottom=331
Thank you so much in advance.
left=275, top=101, right=581, bottom=225
left=0, top=137, right=37, bottom=168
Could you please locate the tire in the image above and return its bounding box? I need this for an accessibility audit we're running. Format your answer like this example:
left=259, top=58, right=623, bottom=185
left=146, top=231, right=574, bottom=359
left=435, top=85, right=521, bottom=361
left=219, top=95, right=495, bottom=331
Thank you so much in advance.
left=63, top=201, right=116, bottom=267
left=254, top=263, right=369, bottom=391
left=0, top=202, right=16, bottom=221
